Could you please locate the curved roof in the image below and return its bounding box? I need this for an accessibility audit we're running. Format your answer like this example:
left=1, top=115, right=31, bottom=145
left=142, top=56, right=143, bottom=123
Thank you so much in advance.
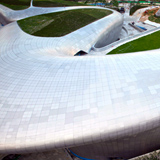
left=1, top=5, right=160, bottom=154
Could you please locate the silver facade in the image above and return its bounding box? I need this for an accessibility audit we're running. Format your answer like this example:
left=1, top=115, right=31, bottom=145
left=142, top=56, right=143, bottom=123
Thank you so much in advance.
left=0, top=5, right=160, bottom=160
left=0, top=5, right=123, bottom=56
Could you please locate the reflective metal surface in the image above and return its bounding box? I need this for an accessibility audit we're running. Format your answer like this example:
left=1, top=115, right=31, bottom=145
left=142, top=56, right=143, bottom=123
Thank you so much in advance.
left=0, top=5, right=160, bottom=160
left=0, top=5, right=122, bottom=56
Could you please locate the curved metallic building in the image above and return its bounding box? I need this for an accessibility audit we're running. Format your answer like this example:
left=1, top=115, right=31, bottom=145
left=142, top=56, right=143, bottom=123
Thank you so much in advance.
left=0, top=5, right=160, bottom=160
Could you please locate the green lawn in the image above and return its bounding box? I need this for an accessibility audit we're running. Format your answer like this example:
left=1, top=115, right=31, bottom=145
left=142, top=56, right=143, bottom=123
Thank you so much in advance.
left=0, top=0, right=86, bottom=10
left=149, top=14, right=160, bottom=23
left=18, top=9, right=112, bottom=37
left=108, top=30, right=160, bottom=54
left=0, top=0, right=30, bottom=10
left=33, top=0, right=86, bottom=7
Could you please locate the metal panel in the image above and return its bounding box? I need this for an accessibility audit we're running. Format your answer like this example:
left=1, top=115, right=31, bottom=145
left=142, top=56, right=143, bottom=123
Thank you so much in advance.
left=0, top=4, right=160, bottom=160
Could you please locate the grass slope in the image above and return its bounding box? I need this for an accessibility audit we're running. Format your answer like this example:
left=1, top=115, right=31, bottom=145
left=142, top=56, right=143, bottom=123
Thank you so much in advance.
left=149, top=15, right=160, bottom=23
left=108, top=30, right=160, bottom=54
left=0, top=0, right=86, bottom=10
left=33, top=0, right=86, bottom=7
left=18, top=9, right=112, bottom=37
left=148, top=9, right=160, bottom=23
left=0, top=0, right=30, bottom=10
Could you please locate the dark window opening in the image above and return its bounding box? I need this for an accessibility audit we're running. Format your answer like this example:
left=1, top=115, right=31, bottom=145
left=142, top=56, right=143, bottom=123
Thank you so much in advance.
left=74, top=50, right=88, bottom=56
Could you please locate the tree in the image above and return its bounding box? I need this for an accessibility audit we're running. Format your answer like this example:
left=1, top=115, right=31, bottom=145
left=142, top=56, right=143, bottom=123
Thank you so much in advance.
left=111, top=0, right=118, bottom=7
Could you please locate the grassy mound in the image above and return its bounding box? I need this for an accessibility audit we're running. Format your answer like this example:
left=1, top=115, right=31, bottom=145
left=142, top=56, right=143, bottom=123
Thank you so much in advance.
left=149, top=15, right=160, bottom=23
left=148, top=9, right=160, bottom=23
left=33, top=0, right=85, bottom=7
left=18, top=9, right=112, bottom=37
left=108, top=30, right=160, bottom=54
left=130, top=5, right=148, bottom=15
left=0, top=0, right=30, bottom=10
left=0, top=0, right=86, bottom=10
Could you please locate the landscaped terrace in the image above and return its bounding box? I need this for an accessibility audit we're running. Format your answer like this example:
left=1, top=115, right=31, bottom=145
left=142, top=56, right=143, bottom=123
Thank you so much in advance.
left=18, top=9, right=112, bottom=37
